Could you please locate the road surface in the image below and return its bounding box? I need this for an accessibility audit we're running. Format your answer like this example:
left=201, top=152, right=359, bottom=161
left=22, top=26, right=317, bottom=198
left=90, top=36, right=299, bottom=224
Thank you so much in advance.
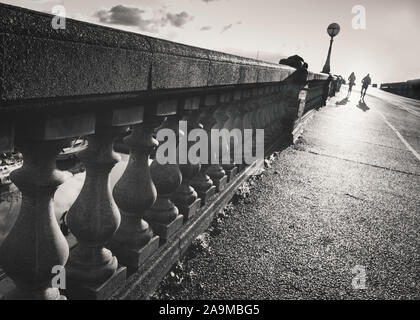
left=156, top=86, right=420, bottom=300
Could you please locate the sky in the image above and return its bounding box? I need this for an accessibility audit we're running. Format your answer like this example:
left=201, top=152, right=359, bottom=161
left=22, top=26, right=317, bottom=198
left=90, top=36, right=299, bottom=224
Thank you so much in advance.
left=2, top=0, right=420, bottom=84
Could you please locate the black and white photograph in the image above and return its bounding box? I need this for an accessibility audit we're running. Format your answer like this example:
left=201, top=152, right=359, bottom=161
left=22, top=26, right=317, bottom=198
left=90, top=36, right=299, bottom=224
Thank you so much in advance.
left=0, top=0, right=419, bottom=306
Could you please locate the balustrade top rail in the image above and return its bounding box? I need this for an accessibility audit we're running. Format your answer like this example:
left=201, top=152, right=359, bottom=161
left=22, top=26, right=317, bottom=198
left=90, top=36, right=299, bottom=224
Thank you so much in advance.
left=0, top=3, right=327, bottom=114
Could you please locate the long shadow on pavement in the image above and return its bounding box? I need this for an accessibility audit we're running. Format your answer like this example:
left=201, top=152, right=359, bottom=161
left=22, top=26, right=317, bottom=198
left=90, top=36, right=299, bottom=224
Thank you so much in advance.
left=356, top=101, right=370, bottom=112
left=336, top=97, right=349, bottom=106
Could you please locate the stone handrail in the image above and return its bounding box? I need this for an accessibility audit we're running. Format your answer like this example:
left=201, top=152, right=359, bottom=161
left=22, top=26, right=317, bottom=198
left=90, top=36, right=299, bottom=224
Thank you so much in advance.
left=0, top=3, right=334, bottom=300
left=380, top=80, right=420, bottom=100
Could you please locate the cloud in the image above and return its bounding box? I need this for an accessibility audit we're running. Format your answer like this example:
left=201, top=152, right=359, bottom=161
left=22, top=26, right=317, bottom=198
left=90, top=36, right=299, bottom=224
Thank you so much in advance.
left=96, top=5, right=144, bottom=26
left=200, top=26, right=212, bottom=31
left=94, top=5, right=193, bottom=33
left=220, top=23, right=233, bottom=33
left=220, top=21, right=241, bottom=33
left=166, top=11, right=194, bottom=27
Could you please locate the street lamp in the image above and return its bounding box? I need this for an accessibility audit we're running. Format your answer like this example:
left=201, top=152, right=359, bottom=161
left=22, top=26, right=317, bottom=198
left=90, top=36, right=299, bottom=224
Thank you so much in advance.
left=321, top=23, right=340, bottom=74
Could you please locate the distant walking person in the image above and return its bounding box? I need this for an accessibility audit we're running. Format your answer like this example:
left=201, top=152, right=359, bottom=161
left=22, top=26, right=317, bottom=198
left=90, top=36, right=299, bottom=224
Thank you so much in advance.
left=360, top=74, right=372, bottom=101
left=347, top=72, right=356, bottom=97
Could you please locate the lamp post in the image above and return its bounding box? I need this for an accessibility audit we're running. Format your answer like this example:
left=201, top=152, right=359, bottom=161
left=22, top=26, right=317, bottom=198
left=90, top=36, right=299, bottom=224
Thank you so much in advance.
left=321, top=23, right=340, bottom=74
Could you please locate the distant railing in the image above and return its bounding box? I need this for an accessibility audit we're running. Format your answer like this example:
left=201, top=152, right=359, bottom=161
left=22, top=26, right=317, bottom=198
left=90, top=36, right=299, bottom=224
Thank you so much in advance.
left=380, top=80, right=420, bottom=100
left=0, top=3, right=335, bottom=300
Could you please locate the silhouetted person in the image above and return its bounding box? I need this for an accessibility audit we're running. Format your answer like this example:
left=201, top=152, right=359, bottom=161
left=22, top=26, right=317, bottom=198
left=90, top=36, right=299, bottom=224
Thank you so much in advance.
left=360, top=74, right=371, bottom=101
left=347, top=72, right=356, bottom=97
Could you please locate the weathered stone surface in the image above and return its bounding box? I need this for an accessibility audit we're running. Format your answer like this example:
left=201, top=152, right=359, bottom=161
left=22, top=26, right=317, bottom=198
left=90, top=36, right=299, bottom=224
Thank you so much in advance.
left=0, top=138, right=70, bottom=300
left=149, top=37, right=209, bottom=59
left=177, top=198, right=201, bottom=222
left=3, top=112, right=95, bottom=141
left=197, top=185, right=216, bottom=206
left=109, top=236, right=160, bottom=269
left=42, top=113, right=96, bottom=140
left=106, top=106, right=144, bottom=126
left=149, top=214, right=184, bottom=242
left=257, top=66, right=292, bottom=83
left=66, top=266, right=126, bottom=300
left=0, top=3, right=306, bottom=108
left=307, top=71, right=329, bottom=81
left=109, top=121, right=160, bottom=269
left=155, top=100, right=178, bottom=116
left=151, top=54, right=209, bottom=89
left=224, top=166, right=238, bottom=182
left=213, top=175, right=228, bottom=192
left=66, top=125, right=126, bottom=299
left=145, top=150, right=183, bottom=241
left=3, top=34, right=151, bottom=100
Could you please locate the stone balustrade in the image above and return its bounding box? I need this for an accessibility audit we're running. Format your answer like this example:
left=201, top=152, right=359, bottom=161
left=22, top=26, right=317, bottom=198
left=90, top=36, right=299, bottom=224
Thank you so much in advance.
left=380, top=79, right=420, bottom=100
left=0, top=3, right=335, bottom=300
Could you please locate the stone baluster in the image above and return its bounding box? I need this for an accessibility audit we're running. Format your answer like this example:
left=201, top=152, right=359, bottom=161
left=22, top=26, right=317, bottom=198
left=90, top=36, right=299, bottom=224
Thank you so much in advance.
left=145, top=116, right=184, bottom=241
left=108, top=117, right=160, bottom=269
left=0, top=138, right=70, bottom=300
left=241, top=94, right=255, bottom=167
left=190, top=109, right=216, bottom=205
left=170, top=111, right=202, bottom=221
left=231, top=90, right=248, bottom=171
left=251, top=92, right=266, bottom=162
left=65, top=122, right=127, bottom=300
left=0, top=112, right=96, bottom=300
left=244, top=112, right=261, bottom=165
left=205, top=107, right=228, bottom=191
left=230, top=107, right=245, bottom=172
left=223, top=105, right=240, bottom=181
left=198, top=94, right=227, bottom=193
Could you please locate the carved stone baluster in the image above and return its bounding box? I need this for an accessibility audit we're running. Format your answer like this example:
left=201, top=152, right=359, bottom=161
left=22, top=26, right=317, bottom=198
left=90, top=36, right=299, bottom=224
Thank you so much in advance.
left=145, top=116, right=184, bottom=241
left=66, top=124, right=127, bottom=300
left=216, top=105, right=237, bottom=182
left=232, top=90, right=249, bottom=171
left=108, top=119, right=160, bottom=269
left=0, top=138, right=70, bottom=300
left=218, top=92, right=236, bottom=180
left=223, top=105, right=240, bottom=181
left=170, top=115, right=201, bottom=221
left=205, top=107, right=228, bottom=191
left=249, top=94, right=261, bottom=157
left=171, top=98, right=202, bottom=220
left=190, top=109, right=216, bottom=205
left=233, top=106, right=246, bottom=172
left=0, top=112, right=95, bottom=300
left=242, top=99, right=256, bottom=166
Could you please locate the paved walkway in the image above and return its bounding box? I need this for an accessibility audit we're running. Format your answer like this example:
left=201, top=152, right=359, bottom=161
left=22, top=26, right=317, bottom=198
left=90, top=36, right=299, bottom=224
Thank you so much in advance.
left=157, top=87, right=420, bottom=300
